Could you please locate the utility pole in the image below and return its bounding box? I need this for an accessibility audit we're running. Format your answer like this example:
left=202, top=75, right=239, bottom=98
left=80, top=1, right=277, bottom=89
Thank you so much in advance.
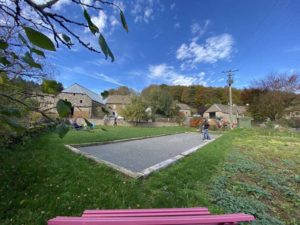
left=222, top=69, right=238, bottom=129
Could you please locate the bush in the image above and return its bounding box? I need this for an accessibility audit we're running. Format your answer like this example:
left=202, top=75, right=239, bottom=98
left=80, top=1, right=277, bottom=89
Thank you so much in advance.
left=287, top=117, right=300, bottom=128
left=265, top=120, right=275, bottom=129
left=209, top=124, right=218, bottom=131
left=190, top=117, right=204, bottom=127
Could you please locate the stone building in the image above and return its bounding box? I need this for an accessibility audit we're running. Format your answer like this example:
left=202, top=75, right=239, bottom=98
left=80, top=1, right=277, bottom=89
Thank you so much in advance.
left=105, top=95, right=131, bottom=117
left=176, top=103, right=192, bottom=117
left=37, top=83, right=106, bottom=119
left=203, top=103, right=247, bottom=124
left=59, top=83, right=105, bottom=118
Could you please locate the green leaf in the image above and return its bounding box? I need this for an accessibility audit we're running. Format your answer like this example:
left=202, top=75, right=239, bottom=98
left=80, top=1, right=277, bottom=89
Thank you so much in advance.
left=98, top=34, right=114, bottom=62
left=22, top=52, right=42, bottom=69
left=84, top=118, right=93, bottom=127
left=0, top=107, right=22, bottom=117
left=31, top=48, right=45, bottom=57
left=120, top=10, right=128, bottom=32
left=0, top=72, right=9, bottom=84
left=56, top=122, right=69, bottom=138
left=23, top=27, right=56, bottom=51
left=0, top=40, right=8, bottom=50
left=10, top=52, right=19, bottom=60
left=62, top=34, right=72, bottom=44
left=0, top=56, right=10, bottom=66
left=18, top=34, right=29, bottom=47
left=83, top=9, right=99, bottom=34
left=295, top=175, right=300, bottom=183
left=107, top=45, right=115, bottom=62
left=98, top=34, right=108, bottom=59
left=56, top=99, right=72, bottom=118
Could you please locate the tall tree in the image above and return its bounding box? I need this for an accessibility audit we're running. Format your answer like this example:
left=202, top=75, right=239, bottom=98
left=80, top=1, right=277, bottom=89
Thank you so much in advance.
left=142, top=85, right=175, bottom=117
left=242, top=74, right=300, bottom=121
left=41, top=79, right=63, bottom=95
left=108, top=86, right=133, bottom=95
left=120, top=96, right=149, bottom=123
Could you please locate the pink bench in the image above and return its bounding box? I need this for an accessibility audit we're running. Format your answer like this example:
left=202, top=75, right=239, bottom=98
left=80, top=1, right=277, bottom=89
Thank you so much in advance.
left=48, top=207, right=255, bottom=225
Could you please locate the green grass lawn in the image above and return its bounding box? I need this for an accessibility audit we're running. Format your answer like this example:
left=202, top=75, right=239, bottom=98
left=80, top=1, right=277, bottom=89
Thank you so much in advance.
left=0, top=127, right=299, bottom=225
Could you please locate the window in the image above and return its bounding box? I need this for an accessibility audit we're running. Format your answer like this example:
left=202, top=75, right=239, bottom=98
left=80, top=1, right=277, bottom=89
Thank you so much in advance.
left=209, top=112, right=216, bottom=118
left=80, top=100, right=82, bottom=103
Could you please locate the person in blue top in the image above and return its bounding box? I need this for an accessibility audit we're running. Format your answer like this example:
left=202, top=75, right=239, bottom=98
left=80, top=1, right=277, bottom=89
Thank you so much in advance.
left=202, top=119, right=211, bottom=140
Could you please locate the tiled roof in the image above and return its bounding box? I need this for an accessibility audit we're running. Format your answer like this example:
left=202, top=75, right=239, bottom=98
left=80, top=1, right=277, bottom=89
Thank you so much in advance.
left=105, top=95, right=132, bottom=104
left=176, top=103, right=191, bottom=110
left=62, top=83, right=104, bottom=104
left=206, top=104, right=247, bottom=114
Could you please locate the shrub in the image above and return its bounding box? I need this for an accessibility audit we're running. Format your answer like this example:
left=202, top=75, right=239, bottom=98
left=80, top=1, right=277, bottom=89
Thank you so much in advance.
left=190, top=117, right=204, bottom=127
left=209, top=124, right=218, bottom=131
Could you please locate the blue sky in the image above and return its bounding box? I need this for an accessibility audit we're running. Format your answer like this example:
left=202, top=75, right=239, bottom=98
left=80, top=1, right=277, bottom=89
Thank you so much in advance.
left=42, top=0, right=300, bottom=93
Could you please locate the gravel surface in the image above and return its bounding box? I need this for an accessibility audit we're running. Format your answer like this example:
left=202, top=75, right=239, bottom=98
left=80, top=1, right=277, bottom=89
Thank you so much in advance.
left=78, top=132, right=216, bottom=172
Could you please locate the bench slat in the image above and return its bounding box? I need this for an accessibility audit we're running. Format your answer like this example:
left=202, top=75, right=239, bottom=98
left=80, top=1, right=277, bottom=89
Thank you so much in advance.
left=83, top=207, right=209, bottom=215
left=82, top=211, right=210, bottom=217
left=48, top=214, right=255, bottom=225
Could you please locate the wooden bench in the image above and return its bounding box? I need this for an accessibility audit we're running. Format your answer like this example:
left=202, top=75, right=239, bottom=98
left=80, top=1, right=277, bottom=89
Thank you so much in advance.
left=48, top=207, right=255, bottom=225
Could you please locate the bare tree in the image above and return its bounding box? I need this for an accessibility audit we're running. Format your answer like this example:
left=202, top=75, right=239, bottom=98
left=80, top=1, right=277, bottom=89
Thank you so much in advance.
left=245, top=73, right=300, bottom=121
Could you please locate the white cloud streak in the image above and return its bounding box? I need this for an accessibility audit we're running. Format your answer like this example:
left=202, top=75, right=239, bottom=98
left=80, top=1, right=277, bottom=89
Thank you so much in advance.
left=170, top=3, right=176, bottom=10
left=176, top=33, right=234, bottom=70
left=131, top=0, right=161, bottom=23
left=148, top=64, right=207, bottom=86
left=58, top=65, right=124, bottom=86
left=191, top=20, right=211, bottom=40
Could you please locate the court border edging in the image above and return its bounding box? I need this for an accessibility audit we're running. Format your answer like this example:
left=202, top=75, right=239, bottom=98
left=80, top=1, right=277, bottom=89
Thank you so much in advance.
left=65, top=133, right=220, bottom=179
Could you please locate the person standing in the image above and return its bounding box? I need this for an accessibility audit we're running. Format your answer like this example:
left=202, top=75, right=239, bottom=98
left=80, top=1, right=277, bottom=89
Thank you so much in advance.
left=203, top=119, right=211, bottom=140
left=114, top=116, right=118, bottom=126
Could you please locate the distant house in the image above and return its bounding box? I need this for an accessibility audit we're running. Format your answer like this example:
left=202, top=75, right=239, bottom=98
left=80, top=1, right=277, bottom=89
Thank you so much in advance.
left=176, top=103, right=192, bottom=117
left=203, top=103, right=247, bottom=123
left=58, top=83, right=106, bottom=118
left=105, top=95, right=131, bottom=116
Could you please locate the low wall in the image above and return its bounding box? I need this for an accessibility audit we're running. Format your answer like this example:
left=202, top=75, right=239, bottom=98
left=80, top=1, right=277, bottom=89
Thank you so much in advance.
left=74, top=118, right=179, bottom=127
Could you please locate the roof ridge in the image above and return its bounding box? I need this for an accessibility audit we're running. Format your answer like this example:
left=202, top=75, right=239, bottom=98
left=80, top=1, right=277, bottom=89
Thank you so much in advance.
left=63, top=83, right=104, bottom=104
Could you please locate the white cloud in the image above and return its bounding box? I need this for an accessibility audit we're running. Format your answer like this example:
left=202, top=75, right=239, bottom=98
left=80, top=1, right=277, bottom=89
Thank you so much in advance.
left=191, top=20, right=210, bottom=40
left=88, top=73, right=124, bottom=86
left=170, top=3, right=176, bottom=10
left=149, top=64, right=172, bottom=77
left=176, top=33, right=234, bottom=69
left=148, top=64, right=207, bottom=86
left=284, top=47, right=300, bottom=53
left=174, top=22, right=180, bottom=28
left=52, top=0, right=71, bottom=10
left=90, top=10, right=107, bottom=33
left=58, top=65, right=124, bottom=86
left=131, top=0, right=159, bottom=23
left=218, top=78, right=225, bottom=82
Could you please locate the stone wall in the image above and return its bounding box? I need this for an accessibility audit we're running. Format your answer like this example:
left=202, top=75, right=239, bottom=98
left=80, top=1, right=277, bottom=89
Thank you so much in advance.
left=58, top=92, right=92, bottom=118
left=75, top=118, right=180, bottom=127
left=91, top=101, right=106, bottom=118
left=106, top=103, right=127, bottom=116
left=179, top=109, right=191, bottom=117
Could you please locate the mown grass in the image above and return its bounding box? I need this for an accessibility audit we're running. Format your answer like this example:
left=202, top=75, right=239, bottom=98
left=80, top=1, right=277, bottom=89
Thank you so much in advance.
left=0, top=127, right=299, bottom=225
